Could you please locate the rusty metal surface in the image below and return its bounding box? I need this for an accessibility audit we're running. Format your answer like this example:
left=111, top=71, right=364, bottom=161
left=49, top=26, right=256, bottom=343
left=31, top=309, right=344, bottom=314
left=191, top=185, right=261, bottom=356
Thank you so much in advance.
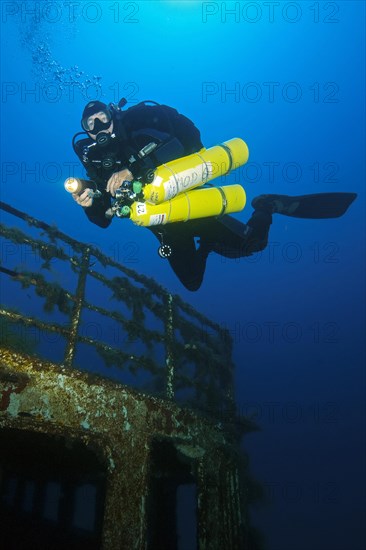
left=0, top=203, right=251, bottom=549
left=0, top=347, right=246, bottom=549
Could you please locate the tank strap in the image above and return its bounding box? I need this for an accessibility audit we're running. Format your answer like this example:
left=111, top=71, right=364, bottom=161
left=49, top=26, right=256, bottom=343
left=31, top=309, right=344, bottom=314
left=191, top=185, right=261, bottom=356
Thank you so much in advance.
left=218, top=143, right=233, bottom=175
left=217, top=187, right=228, bottom=217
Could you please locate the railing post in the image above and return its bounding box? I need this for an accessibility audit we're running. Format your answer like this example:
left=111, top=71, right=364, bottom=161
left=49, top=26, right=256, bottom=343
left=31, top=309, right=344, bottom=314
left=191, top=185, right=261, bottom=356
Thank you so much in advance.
left=164, top=293, right=175, bottom=399
left=64, top=247, right=91, bottom=368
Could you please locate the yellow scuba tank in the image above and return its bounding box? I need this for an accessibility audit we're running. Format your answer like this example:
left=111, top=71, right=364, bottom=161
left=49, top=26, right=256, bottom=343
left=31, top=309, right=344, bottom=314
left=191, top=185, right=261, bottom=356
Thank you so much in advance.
left=122, top=184, right=246, bottom=227
left=141, top=137, right=249, bottom=204
left=64, top=137, right=249, bottom=227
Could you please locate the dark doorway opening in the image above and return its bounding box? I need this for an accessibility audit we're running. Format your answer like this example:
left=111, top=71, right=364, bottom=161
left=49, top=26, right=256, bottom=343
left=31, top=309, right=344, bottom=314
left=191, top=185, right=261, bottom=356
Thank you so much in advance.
left=147, top=439, right=197, bottom=550
left=0, top=428, right=107, bottom=550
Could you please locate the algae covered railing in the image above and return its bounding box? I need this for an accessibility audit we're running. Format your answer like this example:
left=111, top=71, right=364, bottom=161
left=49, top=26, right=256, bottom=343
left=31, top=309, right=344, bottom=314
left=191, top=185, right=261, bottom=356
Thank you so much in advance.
left=0, top=201, right=235, bottom=413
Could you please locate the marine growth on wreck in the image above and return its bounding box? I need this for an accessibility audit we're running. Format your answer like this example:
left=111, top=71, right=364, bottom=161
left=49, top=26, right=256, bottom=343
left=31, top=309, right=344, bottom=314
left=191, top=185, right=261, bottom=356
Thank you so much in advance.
left=0, top=201, right=262, bottom=550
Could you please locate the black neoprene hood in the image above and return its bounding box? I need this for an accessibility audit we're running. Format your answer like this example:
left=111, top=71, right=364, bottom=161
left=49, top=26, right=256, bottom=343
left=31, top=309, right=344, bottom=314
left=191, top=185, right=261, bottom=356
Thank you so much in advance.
left=82, top=100, right=108, bottom=120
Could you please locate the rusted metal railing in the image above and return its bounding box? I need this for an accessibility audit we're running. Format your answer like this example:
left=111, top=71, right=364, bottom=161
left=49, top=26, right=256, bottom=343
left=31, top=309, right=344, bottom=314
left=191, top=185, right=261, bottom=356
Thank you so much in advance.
left=0, top=201, right=235, bottom=413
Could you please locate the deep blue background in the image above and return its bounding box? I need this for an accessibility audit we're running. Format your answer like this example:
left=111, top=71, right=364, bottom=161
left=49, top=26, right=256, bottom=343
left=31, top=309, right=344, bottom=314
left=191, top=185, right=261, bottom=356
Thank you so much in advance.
left=1, top=1, right=365, bottom=549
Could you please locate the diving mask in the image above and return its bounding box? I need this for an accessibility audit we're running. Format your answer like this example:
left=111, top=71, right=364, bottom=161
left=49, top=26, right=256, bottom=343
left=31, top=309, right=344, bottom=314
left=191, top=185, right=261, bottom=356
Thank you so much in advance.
left=81, top=110, right=112, bottom=134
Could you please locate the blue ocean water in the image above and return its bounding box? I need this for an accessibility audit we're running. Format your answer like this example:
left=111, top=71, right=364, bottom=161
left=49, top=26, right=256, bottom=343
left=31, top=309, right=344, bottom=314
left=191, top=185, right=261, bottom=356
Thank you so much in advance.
left=0, top=1, right=365, bottom=549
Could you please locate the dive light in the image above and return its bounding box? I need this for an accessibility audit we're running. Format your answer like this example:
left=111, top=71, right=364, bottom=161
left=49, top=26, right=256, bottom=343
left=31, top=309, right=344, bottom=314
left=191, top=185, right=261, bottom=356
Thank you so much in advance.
left=64, top=177, right=102, bottom=199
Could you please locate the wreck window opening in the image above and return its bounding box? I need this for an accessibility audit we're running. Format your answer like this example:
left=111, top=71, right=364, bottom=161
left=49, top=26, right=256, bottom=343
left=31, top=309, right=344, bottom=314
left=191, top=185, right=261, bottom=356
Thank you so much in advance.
left=43, top=481, right=61, bottom=521
left=0, top=474, right=17, bottom=507
left=0, top=428, right=106, bottom=549
left=73, top=483, right=97, bottom=531
left=23, top=479, right=36, bottom=513
left=147, top=439, right=198, bottom=550
left=176, top=483, right=198, bottom=549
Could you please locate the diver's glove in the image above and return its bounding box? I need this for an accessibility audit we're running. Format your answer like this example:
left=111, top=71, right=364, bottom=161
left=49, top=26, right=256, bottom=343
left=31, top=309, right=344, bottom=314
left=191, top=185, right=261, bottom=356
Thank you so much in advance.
left=71, top=188, right=95, bottom=208
left=106, top=168, right=134, bottom=197
left=64, top=177, right=102, bottom=208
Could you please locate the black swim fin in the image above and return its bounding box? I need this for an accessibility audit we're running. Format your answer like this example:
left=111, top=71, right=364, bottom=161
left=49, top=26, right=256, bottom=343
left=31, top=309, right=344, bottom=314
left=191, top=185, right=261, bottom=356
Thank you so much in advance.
left=251, top=193, right=357, bottom=219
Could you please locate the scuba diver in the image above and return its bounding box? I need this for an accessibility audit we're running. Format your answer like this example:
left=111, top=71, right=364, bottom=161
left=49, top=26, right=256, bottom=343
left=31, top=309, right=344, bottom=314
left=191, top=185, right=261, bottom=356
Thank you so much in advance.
left=70, top=99, right=357, bottom=291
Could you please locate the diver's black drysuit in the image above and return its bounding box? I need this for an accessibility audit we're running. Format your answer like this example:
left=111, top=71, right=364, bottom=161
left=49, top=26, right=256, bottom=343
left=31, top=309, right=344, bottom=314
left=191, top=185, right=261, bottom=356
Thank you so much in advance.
left=73, top=101, right=272, bottom=290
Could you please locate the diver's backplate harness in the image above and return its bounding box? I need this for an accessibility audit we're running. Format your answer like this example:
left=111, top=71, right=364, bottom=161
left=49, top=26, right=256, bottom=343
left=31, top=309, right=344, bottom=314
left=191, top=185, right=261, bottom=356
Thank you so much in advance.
left=69, top=99, right=249, bottom=258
